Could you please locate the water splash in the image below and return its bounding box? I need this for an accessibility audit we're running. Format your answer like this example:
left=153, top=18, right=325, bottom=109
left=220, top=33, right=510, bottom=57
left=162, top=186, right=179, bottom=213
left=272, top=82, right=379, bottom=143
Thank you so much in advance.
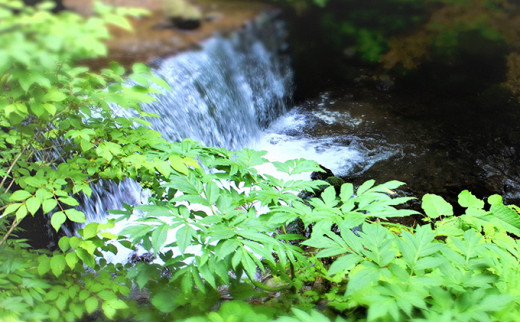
left=74, top=14, right=293, bottom=236
left=139, top=15, right=292, bottom=149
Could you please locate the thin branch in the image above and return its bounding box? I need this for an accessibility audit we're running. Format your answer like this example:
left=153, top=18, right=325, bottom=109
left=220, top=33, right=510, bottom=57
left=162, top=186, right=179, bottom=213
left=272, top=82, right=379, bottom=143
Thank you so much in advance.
left=4, top=178, right=15, bottom=193
left=0, top=149, right=25, bottom=192
left=0, top=218, right=20, bottom=246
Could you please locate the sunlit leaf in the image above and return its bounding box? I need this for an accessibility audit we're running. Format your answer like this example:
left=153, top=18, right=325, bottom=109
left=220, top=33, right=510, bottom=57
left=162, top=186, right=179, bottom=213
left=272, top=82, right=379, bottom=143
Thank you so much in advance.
left=422, top=194, right=453, bottom=219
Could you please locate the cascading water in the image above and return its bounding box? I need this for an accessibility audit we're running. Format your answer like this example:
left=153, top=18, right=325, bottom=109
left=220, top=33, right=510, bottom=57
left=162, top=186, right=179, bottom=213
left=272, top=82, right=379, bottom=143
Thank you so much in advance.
left=75, top=13, right=294, bottom=227
left=38, top=7, right=520, bottom=253
left=123, top=13, right=293, bottom=150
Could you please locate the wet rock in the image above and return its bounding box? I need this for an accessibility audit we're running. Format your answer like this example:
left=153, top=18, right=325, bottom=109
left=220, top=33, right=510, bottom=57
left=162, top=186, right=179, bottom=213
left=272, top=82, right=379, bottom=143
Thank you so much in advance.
left=325, top=176, right=345, bottom=195
left=310, top=164, right=334, bottom=180
left=129, top=252, right=154, bottom=264
left=23, top=0, right=65, bottom=12
left=477, top=143, right=520, bottom=204
left=171, top=16, right=201, bottom=30
left=164, top=0, right=202, bottom=30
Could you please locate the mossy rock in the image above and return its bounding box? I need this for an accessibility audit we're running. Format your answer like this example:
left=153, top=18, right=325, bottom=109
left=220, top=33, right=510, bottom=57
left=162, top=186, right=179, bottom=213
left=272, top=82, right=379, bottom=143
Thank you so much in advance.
left=325, top=176, right=344, bottom=194
left=163, top=0, right=202, bottom=30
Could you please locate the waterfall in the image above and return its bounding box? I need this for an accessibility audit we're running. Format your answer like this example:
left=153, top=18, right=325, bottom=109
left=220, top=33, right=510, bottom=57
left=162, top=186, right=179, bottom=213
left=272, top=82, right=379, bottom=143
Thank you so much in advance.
left=143, top=14, right=292, bottom=149
left=75, top=13, right=293, bottom=226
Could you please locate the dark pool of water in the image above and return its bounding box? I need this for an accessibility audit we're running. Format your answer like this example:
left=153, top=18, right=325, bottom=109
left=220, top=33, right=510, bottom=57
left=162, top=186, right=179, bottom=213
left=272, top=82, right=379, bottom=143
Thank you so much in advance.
left=261, top=86, right=520, bottom=213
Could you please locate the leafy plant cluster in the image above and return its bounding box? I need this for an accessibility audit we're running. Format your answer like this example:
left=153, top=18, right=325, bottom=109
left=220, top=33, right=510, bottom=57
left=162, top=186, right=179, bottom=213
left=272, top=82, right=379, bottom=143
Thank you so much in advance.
left=119, top=158, right=520, bottom=321
left=2, top=0, right=520, bottom=321
left=5, top=138, right=520, bottom=320
left=0, top=0, right=175, bottom=237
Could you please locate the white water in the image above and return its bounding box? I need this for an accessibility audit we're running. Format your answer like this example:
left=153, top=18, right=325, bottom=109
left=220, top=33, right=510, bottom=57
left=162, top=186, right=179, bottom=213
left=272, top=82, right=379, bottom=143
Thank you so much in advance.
left=254, top=105, right=397, bottom=181
left=76, top=14, right=398, bottom=263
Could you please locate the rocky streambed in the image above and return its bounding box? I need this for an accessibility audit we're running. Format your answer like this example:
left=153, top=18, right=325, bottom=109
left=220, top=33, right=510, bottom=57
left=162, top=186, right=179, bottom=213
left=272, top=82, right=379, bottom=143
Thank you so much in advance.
left=63, top=0, right=276, bottom=69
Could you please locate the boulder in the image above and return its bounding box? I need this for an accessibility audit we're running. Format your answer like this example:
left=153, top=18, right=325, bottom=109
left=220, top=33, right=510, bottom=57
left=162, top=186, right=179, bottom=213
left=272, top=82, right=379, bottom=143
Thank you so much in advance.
left=163, top=0, right=202, bottom=30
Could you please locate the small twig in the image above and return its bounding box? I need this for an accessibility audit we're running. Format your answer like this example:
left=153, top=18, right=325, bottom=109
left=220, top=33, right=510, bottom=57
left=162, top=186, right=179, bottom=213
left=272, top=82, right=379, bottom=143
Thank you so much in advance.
left=220, top=295, right=234, bottom=300
left=1, top=149, right=25, bottom=192
left=4, top=178, right=15, bottom=193
left=0, top=218, right=20, bottom=246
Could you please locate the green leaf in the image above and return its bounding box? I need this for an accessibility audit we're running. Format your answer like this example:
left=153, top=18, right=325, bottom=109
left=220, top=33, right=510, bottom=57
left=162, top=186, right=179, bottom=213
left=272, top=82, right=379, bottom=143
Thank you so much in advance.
left=15, top=204, right=27, bottom=221
left=3, top=202, right=22, bottom=216
left=43, top=103, right=57, bottom=115
left=216, top=239, right=240, bottom=259
left=65, top=209, right=86, bottom=223
left=151, top=289, right=177, bottom=313
left=478, top=294, right=514, bottom=312
left=98, top=290, right=117, bottom=301
left=65, top=252, right=78, bottom=269
left=169, top=155, right=189, bottom=175
left=204, top=181, right=220, bottom=205
left=398, top=225, right=442, bottom=270
left=30, top=102, right=45, bottom=117
left=151, top=224, right=169, bottom=254
left=102, top=302, right=116, bottom=319
left=26, top=196, right=40, bottom=215
left=106, top=13, right=133, bottom=31
left=357, top=180, right=376, bottom=195
left=58, top=195, right=79, bottom=206
left=51, top=211, right=66, bottom=231
left=181, top=271, right=194, bottom=295
left=150, top=75, right=171, bottom=91
left=50, top=254, right=66, bottom=277
left=458, top=190, right=484, bottom=209
left=340, top=183, right=354, bottom=201
left=154, top=159, right=171, bottom=178
left=369, top=180, right=406, bottom=193
left=176, top=225, right=194, bottom=254
left=232, top=249, right=242, bottom=269
left=415, top=256, right=445, bottom=271
left=345, top=263, right=380, bottom=295
left=198, top=263, right=217, bottom=289
left=422, top=194, right=453, bottom=219
left=58, top=237, right=70, bottom=252
left=490, top=203, right=520, bottom=234
left=321, top=186, right=338, bottom=207
left=85, top=297, right=98, bottom=314
left=287, top=308, right=331, bottom=322
left=79, top=240, right=97, bottom=255
left=82, top=223, right=99, bottom=239
left=42, top=198, right=58, bottom=213
left=9, top=190, right=32, bottom=201
left=229, top=283, right=259, bottom=301
left=272, top=161, right=291, bottom=174
left=37, top=256, right=51, bottom=276
left=24, top=176, right=43, bottom=188
left=42, top=89, right=67, bottom=102
left=240, top=248, right=258, bottom=279
left=488, top=194, right=503, bottom=206
left=328, top=254, right=362, bottom=276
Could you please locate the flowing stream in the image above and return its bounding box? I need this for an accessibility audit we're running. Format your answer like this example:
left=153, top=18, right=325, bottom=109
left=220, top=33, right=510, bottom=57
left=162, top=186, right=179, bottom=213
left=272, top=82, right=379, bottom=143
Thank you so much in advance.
left=71, top=12, right=395, bottom=261
left=76, top=14, right=293, bottom=227
left=68, top=11, right=520, bottom=256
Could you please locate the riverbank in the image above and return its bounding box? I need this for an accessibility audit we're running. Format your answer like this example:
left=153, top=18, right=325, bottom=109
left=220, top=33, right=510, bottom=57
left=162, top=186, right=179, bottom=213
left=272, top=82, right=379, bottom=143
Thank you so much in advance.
left=63, top=0, right=276, bottom=69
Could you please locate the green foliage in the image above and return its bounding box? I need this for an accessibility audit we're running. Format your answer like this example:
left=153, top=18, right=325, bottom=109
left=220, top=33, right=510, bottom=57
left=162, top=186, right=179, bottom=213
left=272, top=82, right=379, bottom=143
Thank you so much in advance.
left=0, top=0, right=177, bottom=237
left=0, top=223, right=132, bottom=321
left=112, top=151, right=520, bottom=321
left=2, top=1, right=520, bottom=322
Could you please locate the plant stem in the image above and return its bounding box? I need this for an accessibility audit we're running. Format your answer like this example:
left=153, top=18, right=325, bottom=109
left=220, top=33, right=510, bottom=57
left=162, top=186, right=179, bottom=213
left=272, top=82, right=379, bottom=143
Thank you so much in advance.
left=250, top=278, right=289, bottom=293
left=0, top=218, right=20, bottom=246
left=0, top=149, right=25, bottom=193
